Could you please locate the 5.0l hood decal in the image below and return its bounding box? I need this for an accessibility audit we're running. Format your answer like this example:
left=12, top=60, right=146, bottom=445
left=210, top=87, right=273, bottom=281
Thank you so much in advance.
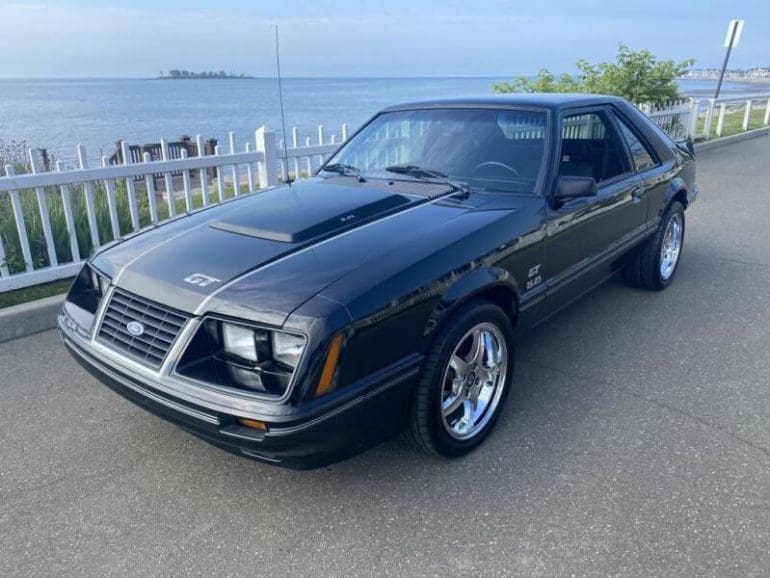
left=209, top=184, right=411, bottom=243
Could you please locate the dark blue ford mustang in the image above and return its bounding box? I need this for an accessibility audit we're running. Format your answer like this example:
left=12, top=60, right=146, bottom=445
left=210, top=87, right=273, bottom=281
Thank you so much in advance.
left=59, top=94, right=697, bottom=468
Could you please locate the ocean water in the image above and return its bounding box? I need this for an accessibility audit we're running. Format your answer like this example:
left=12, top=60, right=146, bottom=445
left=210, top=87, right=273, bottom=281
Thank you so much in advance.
left=0, top=77, right=765, bottom=166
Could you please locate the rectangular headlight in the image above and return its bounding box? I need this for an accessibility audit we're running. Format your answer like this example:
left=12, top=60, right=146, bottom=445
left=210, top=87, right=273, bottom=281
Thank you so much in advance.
left=89, top=266, right=109, bottom=296
left=222, top=323, right=259, bottom=362
left=272, top=332, right=306, bottom=368
left=178, top=320, right=306, bottom=396
left=65, top=264, right=111, bottom=323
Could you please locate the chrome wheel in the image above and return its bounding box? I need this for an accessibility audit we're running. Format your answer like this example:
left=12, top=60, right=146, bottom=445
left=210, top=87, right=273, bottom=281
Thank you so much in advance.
left=440, top=322, right=508, bottom=440
left=660, top=213, right=683, bottom=280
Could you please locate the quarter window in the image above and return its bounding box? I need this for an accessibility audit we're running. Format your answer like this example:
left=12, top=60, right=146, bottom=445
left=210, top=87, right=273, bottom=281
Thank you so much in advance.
left=559, top=112, right=629, bottom=183
left=615, top=118, right=657, bottom=171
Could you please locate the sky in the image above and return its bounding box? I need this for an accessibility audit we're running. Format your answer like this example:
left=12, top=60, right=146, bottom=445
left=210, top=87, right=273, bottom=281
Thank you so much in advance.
left=0, top=0, right=767, bottom=78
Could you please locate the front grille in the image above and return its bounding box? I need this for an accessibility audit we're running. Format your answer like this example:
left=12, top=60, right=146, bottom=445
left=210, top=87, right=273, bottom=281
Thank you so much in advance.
left=97, top=289, right=188, bottom=368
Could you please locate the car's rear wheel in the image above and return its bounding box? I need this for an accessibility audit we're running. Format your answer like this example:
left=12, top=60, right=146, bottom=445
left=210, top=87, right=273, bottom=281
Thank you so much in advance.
left=408, top=300, right=514, bottom=458
left=624, top=201, right=685, bottom=291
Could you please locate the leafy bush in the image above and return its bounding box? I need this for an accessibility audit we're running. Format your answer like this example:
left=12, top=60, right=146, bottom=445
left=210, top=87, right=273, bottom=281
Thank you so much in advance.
left=494, top=44, right=694, bottom=105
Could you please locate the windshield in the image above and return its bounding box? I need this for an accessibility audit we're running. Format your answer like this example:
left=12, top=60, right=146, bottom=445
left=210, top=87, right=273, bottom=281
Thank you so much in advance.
left=324, top=108, right=548, bottom=193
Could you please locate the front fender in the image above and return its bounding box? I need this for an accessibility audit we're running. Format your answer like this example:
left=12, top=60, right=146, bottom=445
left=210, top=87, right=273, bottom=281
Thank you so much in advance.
left=422, top=266, right=520, bottom=340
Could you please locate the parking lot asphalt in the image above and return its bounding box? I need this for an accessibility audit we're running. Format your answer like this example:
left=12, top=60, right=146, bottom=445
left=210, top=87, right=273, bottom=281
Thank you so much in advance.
left=1, top=135, right=768, bottom=576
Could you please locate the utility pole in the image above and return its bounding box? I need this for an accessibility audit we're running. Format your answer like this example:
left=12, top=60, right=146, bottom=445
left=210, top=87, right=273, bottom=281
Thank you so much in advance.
left=714, top=19, right=744, bottom=99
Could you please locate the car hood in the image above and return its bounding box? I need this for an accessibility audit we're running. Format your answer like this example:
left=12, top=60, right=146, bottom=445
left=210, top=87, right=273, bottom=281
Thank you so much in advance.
left=93, top=177, right=469, bottom=326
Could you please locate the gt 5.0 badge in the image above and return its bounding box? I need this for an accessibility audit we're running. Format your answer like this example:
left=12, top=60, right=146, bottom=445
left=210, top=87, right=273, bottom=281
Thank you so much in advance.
left=526, top=264, right=542, bottom=290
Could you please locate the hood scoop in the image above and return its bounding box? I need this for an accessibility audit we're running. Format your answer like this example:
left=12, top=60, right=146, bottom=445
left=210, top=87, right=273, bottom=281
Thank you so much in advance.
left=210, top=179, right=413, bottom=243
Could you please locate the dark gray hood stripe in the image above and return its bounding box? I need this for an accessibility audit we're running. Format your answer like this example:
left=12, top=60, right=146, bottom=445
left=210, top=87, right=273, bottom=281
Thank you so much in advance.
left=192, top=192, right=453, bottom=316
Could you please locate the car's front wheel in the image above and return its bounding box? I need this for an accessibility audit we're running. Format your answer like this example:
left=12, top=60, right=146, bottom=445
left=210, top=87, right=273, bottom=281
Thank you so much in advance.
left=624, top=200, right=685, bottom=290
left=408, top=300, right=514, bottom=458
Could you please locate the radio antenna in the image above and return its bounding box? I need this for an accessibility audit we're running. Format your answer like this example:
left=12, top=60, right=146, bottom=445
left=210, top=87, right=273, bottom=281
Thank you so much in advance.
left=274, top=25, right=292, bottom=184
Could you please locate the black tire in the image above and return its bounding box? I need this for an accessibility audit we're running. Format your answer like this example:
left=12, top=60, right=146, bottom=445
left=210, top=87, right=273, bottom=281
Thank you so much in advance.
left=407, top=299, right=514, bottom=458
left=624, top=201, right=685, bottom=291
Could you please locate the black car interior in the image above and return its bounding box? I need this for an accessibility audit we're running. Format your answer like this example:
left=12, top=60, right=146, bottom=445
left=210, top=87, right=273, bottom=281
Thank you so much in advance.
left=422, top=113, right=546, bottom=185
left=559, top=113, right=628, bottom=183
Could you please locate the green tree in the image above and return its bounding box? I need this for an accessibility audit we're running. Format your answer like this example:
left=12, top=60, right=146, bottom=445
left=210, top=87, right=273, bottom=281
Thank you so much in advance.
left=494, top=44, right=694, bottom=104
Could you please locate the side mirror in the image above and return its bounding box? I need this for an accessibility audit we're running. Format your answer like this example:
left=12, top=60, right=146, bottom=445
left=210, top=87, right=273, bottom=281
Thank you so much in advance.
left=554, top=176, right=598, bottom=201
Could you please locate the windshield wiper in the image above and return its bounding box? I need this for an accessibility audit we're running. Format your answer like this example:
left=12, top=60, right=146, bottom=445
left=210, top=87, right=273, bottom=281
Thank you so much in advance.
left=321, top=163, right=366, bottom=182
left=385, top=164, right=470, bottom=198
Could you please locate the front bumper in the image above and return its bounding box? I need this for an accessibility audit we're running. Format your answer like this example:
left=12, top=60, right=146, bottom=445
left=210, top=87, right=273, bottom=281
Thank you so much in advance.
left=60, top=327, right=420, bottom=470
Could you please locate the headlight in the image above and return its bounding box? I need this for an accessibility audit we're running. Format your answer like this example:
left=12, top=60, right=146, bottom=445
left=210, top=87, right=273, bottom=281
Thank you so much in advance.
left=64, top=264, right=110, bottom=326
left=272, top=332, right=305, bottom=368
left=89, top=266, right=109, bottom=297
left=177, top=319, right=306, bottom=397
left=222, top=323, right=264, bottom=362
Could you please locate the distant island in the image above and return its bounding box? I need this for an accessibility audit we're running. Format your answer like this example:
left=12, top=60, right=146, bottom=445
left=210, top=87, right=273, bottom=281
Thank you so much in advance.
left=682, top=67, right=770, bottom=81
left=158, top=70, right=254, bottom=79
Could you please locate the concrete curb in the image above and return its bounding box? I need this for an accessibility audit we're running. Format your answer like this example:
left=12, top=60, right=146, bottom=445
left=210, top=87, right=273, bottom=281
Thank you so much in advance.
left=695, top=126, right=770, bottom=152
left=1, top=126, right=768, bottom=344
left=0, top=294, right=65, bottom=344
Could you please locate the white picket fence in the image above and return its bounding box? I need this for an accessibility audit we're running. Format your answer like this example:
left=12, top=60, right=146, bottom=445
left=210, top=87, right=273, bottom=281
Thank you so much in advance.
left=0, top=125, right=345, bottom=291
left=1, top=94, right=769, bottom=293
left=638, top=100, right=693, bottom=140
left=687, top=94, right=770, bottom=141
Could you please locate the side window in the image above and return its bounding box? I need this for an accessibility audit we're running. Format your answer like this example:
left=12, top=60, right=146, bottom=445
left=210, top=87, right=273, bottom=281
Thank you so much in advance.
left=559, top=111, right=629, bottom=183
left=615, top=117, right=657, bottom=172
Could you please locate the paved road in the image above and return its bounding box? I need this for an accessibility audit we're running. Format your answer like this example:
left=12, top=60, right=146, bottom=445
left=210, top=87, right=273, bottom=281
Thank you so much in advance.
left=2, top=136, right=769, bottom=577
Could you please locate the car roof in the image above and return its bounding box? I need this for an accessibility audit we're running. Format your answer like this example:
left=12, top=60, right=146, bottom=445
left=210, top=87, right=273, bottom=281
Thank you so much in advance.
left=381, top=93, right=627, bottom=112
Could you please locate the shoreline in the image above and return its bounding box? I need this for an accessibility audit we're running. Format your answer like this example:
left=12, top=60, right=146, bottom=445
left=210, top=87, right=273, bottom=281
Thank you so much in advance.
left=681, top=76, right=770, bottom=85
left=157, top=76, right=255, bottom=80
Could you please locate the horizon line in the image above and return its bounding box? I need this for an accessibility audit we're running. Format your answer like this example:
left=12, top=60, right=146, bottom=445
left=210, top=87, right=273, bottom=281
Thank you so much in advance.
left=0, top=70, right=764, bottom=81
left=0, top=74, right=520, bottom=80
left=0, top=71, right=765, bottom=80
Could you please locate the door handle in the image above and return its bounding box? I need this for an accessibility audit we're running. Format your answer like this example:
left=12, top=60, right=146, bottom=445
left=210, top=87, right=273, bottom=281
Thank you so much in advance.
left=631, top=186, right=647, bottom=200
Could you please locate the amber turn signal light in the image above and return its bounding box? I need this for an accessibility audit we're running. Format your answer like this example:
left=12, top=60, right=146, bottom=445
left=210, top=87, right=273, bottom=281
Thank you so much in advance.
left=237, top=418, right=268, bottom=431
left=315, top=334, right=344, bottom=397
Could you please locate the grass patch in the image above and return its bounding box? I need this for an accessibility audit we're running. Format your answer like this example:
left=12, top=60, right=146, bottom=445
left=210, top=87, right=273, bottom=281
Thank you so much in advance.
left=0, top=277, right=73, bottom=309
left=714, top=107, right=768, bottom=138
left=696, top=105, right=768, bottom=140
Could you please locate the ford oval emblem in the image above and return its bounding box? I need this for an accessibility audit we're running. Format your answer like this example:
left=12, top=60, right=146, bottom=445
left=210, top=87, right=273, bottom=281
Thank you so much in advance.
left=126, top=321, right=145, bottom=337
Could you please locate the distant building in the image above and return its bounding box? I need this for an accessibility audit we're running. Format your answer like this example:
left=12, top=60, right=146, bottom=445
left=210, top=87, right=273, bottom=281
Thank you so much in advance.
left=683, top=67, right=770, bottom=80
